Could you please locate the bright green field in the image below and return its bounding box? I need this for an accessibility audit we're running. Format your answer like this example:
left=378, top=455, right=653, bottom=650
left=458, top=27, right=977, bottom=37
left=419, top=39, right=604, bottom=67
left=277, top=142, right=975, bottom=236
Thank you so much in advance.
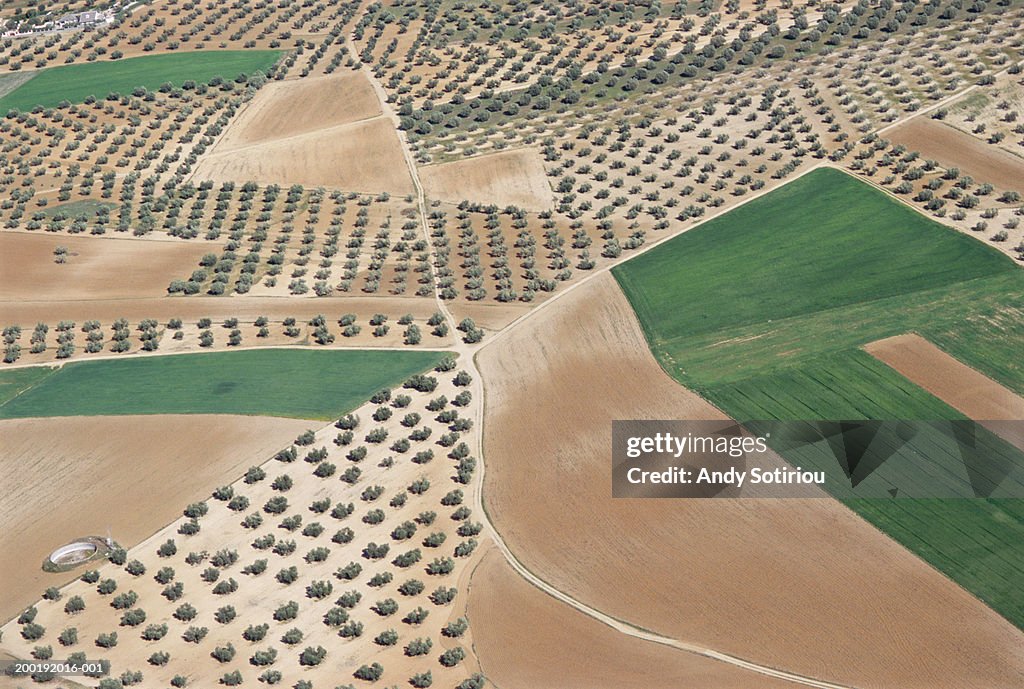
left=0, top=349, right=445, bottom=421
left=613, top=167, right=1024, bottom=628
left=614, top=167, right=1013, bottom=346
left=0, top=50, right=281, bottom=111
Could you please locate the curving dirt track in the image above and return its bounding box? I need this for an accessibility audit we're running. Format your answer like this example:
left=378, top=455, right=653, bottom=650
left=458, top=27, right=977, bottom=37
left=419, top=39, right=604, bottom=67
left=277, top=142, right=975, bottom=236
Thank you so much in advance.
left=467, top=545, right=798, bottom=689
left=476, top=272, right=1024, bottom=689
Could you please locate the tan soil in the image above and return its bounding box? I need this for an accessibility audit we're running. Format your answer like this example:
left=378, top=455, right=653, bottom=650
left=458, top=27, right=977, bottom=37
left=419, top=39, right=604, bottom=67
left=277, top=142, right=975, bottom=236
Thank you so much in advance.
left=944, top=76, right=1024, bottom=159
left=466, top=545, right=796, bottom=689
left=217, top=72, right=382, bottom=149
left=476, top=272, right=1024, bottom=689
left=736, top=0, right=787, bottom=9
left=0, top=295, right=435, bottom=329
left=420, top=148, right=554, bottom=212
left=887, top=117, right=1024, bottom=193
left=0, top=372, right=480, bottom=688
left=0, top=232, right=209, bottom=302
left=0, top=414, right=313, bottom=624
left=865, top=333, right=1024, bottom=450
left=192, top=117, right=414, bottom=194
left=446, top=301, right=532, bottom=332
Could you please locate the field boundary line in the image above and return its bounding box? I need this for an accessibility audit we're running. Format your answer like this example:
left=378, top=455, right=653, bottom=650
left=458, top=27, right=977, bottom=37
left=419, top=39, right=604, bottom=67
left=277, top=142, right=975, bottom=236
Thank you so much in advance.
left=0, top=225, right=209, bottom=245
left=479, top=158, right=1021, bottom=358
left=200, top=113, right=393, bottom=156
left=349, top=35, right=463, bottom=345
left=467, top=352, right=858, bottom=689
left=0, top=365, right=59, bottom=411
left=0, top=343, right=454, bottom=371
left=846, top=162, right=1023, bottom=262
left=478, top=161, right=828, bottom=352
left=874, top=63, right=1019, bottom=136
left=0, top=71, right=38, bottom=100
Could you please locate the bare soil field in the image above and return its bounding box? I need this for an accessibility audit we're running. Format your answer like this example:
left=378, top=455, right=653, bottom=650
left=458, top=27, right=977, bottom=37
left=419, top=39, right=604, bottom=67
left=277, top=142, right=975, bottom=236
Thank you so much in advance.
left=217, top=72, right=381, bottom=149
left=466, top=545, right=795, bottom=689
left=0, top=370, right=481, bottom=688
left=447, top=301, right=532, bottom=332
left=866, top=333, right=1024, bottom=449
left=0, top=414, right=313, bottom=623
left=420, top=148, right=554, bottom=211
left=887, top=117, right=1024, bottom=193
left=193, top=117, right=414, bottom=193
left=0, top=232, right=209, bottom=303
left=476, top=272, right=1024, bottom=689
left=0, top=295, right=435, bottom=329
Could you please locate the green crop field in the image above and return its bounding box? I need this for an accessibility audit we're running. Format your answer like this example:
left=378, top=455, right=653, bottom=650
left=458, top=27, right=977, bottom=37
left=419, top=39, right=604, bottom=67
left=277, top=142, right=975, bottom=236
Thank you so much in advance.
left=0, top=365, right=55, bottom=407
left=0, top=50, right=281, bottom=111
left=613, top=167, right=1024, bottom=628
left=614, top=166, right=1014, bottom=347
left=0, top=349, right=446, bottom=421
left=0, top=71, right=36, bottom=99
left=39, top=199, right=118, bottom=220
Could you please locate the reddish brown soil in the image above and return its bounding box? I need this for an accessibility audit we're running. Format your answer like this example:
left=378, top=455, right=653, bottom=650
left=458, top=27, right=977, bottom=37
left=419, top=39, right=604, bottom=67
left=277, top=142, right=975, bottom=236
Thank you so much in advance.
left=866, top=333, right=1024, bottom=450
left=218, top=72, right=381, bottom=148
left=887, top=117, right=1024, bottom=192
left=420, top=148, right=554, bottom=211
left=0, top=232, right=209, bottom=302
left=193, top=117, right=414, bottom=193
left=447, top=301, right=533, bottom=332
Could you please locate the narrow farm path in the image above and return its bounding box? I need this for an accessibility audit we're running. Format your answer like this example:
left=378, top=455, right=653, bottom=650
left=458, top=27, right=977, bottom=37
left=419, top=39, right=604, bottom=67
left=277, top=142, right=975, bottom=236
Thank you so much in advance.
left=358, top=47, right=856, bottom=675
left=354, top=43, right=462, bottom=343
left=211, top=37, right=1009, bottom=686
left=875, top=64, right=1017, bottom=136
left=352, top=34, right=863, bottom=688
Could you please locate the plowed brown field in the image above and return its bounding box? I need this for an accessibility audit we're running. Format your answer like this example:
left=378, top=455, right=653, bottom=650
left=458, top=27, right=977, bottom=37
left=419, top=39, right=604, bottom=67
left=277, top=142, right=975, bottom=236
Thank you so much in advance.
left=218, top=72, right=381, bottom=148
left=447, top=301, right=532, bottom=331
left=476, top=272, right=1024, bottom=689
left=0, top=414, right=312, bottom=623
left=866, top=333, right=1024, bottom=450
left=467, top=545, right=796, bottom=689
left=0, top=232, right=209, bottom=302
left=887, top=117, right=1024, bottom=192
left=192, top=117, right=413, bottom=193
left=420, top=148, right=554, bottom=211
